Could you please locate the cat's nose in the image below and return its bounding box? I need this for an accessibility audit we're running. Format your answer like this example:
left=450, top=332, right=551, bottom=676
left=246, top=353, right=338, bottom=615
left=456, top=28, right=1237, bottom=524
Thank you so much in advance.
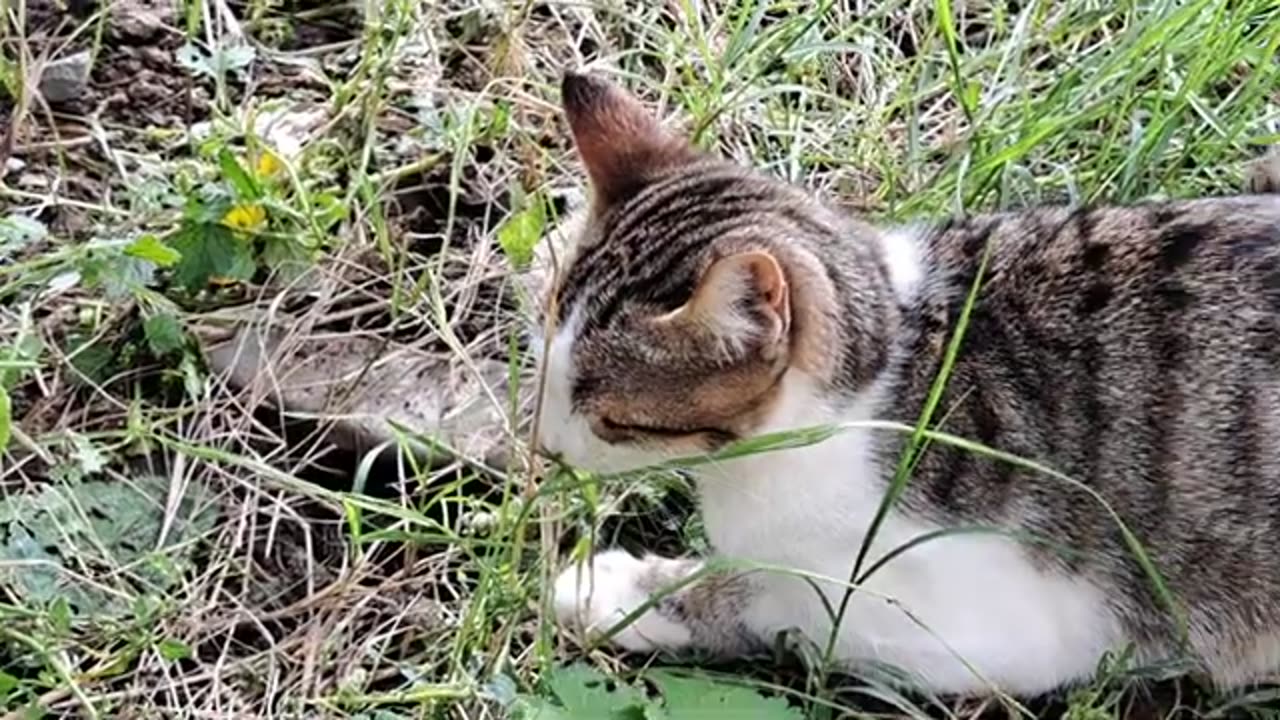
left=535, top=437, right=561, bottom=462
left=540, top=449, right=567, bottom=469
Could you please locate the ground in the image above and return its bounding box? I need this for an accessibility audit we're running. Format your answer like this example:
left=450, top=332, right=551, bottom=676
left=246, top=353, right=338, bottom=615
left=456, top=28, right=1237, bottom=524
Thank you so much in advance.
left=1, top=1, right=1278, bottom=718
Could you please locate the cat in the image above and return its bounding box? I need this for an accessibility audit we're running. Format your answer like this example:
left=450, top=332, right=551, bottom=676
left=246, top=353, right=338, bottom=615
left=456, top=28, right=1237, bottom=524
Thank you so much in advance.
left=536, top=70, right=1280, bottom=697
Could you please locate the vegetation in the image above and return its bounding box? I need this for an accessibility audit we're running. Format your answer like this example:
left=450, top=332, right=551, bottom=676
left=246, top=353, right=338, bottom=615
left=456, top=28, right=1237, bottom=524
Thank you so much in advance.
left=0, top=0, right=1277, bottom=717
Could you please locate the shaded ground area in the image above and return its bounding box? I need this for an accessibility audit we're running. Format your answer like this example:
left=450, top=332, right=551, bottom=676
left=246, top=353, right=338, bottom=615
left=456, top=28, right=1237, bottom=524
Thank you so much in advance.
left=1, top=0, right=1279, bottom=718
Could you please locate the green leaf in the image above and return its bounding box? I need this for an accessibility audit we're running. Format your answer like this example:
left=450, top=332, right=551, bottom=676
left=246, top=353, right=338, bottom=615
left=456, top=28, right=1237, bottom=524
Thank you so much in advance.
left=79, top=251, right=157, bottom=299
left=175, top=42, right=211, bottom=76
left=217, top=148, right=260, bottom=200
left=0, top=669, right=18, bottom=698
left=70, top=433, right=107, bottom=476
left=483, top=100, right=512, bottom=140
left=515, top=666, right=797, bottom=720
left=260, top=234, right=311, bottom=275
left=497, top=195, right=545, bottom=270
left=179, top=354, right=204, bottom=400
left=215, top=44, right=256, bottom=74
left=0, top=386, right=10, bottom=452
left=67, top=336, right=115, bottom=386
left=514, top=700, right=575, bottom=720
left=0, top=50, right=17, bottom=98
left=649, top=672, right=802, bottom=720
left=124, top=234, right=181, bottom=267
left=170, top=221, right=256, bottom=290
left=547, top=665, right=646, bottom=718
left=516, top=665, right=647, bottom=720
left=483, top=673, right=519, bottom=706
left=0, top=214, right=47, bottom=259
left=49, top=596, right=72, bottom=632
left=0, top=475, right=218, bottom=616
left=2, top=328, right=42, bottom=391
left=0, top=525, right=62, bottom=605
left=963, top=80, right=981, bottom=113
left=144, top=313, right=185, bottom=356
left=310, top=190, right=349, bottom=231
left=157, top=638, right=191, bottom=661
left=185, top=188, right=235, bottom=224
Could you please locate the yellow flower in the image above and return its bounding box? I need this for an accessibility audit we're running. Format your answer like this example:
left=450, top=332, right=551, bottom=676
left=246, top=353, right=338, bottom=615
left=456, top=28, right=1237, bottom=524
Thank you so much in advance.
left=255, top=150, right=283, bottom=179
left=222, top=204, right=266, bottom=231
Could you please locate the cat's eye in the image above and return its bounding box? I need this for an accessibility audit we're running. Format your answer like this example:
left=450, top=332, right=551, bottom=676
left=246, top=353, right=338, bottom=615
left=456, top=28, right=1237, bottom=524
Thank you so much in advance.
left=597, top=417, right=736, bottom=446
left=600, top=417, right=696, bottom=437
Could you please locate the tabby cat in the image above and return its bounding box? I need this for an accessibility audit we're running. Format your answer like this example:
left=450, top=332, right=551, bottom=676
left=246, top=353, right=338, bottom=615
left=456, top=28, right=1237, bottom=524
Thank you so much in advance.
left=538, top=71, right=1280, bottom=697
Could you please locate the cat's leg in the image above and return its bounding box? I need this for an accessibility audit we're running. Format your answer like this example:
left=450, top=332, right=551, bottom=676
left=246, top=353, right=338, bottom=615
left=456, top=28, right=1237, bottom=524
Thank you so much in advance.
left=1245, top=146, right=1280, bottom=193
left=553, top=549, right=763, bottom=657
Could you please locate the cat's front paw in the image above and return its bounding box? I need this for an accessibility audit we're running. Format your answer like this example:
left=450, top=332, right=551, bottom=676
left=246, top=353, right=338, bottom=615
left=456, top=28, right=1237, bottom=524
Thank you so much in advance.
left=553, top=549, right=693, bottom=653
left=1246, top=147, right=1280, bottom=194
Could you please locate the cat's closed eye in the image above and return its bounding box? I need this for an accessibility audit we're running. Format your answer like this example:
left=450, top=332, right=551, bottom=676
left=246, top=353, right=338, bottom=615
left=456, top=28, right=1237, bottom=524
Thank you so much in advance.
left=595, top=417, right=736, bottom=447
left=600, top=417, right=691, bottom=437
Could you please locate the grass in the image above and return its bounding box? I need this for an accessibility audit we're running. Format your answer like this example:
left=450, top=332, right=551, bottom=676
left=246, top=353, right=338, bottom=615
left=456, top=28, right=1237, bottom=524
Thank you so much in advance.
left=0, top=0, right=1278, bottom=717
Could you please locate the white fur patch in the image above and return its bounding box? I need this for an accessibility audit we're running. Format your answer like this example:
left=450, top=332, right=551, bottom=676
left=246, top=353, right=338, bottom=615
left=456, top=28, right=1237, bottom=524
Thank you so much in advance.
left=543, top=363, right=1121, bottom=694
left=554, top=549, right=693, bottom=652
left=694, top=371, right=1120, bottom=696
left=536, top=308, right=589, bottom=460
left=877, top=226, right=926, bottom=303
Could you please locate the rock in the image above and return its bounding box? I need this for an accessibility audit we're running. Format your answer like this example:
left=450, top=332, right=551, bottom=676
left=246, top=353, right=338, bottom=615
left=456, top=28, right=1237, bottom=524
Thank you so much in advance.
left=39, top=51, right=92, bottom=104
left=16, top=172, right=49, bottom=190
left=109, top=0, right=173, bottom=42
left=255, top=105, right=329, bottom=159
left=202, top=319, right=527, bottom=469
left=137, top=46, right=170, bottom=67
left=66, top=0, right=98, bottom=17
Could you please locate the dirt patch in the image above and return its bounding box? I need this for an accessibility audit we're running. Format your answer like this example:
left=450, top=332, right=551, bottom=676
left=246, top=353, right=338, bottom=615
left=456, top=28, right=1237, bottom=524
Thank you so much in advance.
left=6, top=0, right=346, bottom=180
left=93, top=45, right=207, bottom=131
left=12, top=0, right=207, bottom=130
left=213, top=0, right=363, bottom=51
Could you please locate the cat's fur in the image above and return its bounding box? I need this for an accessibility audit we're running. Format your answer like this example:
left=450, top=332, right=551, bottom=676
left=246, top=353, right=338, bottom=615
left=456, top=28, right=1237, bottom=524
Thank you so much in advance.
left=539, top=71, right=1280, bottom=697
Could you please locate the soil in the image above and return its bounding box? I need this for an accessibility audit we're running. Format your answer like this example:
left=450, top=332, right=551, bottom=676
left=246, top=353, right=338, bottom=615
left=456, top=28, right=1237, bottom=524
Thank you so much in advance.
left=3, top=0, right=349, bottom=212
left=11, top=0, right=197, bottom=132
left=4, top=0, right=512, bottom=252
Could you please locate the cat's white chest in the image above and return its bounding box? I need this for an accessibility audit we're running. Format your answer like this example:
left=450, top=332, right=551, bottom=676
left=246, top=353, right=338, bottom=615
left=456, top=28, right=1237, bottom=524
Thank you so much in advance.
left=694, top=372, right=1123, bottom=696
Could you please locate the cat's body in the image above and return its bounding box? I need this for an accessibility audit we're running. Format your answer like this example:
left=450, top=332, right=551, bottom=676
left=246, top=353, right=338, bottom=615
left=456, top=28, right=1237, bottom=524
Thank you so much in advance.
left=540, top=71, right=1280, bottom=696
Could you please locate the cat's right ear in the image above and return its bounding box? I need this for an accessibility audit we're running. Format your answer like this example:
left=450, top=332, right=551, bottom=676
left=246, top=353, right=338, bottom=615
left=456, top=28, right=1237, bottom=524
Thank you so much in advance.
left=654, top=250, right=791, bottom=360
left=561, top=71, right=696, bottom=205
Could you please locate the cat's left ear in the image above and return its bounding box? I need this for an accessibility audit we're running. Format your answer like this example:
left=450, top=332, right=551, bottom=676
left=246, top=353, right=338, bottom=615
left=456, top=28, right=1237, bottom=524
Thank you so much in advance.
left=656, top=250, right=791, bottom=358
left=561, top=71, right=697, bottom=205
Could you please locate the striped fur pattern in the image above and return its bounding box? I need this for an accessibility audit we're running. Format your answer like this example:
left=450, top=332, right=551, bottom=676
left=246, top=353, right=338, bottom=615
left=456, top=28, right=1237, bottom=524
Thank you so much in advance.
left=542, top=71, right=1280, bottom=696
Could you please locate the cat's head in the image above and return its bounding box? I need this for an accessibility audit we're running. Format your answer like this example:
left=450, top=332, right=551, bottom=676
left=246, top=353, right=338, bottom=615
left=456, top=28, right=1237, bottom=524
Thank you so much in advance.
left=535, top=72, right=894, bottom=473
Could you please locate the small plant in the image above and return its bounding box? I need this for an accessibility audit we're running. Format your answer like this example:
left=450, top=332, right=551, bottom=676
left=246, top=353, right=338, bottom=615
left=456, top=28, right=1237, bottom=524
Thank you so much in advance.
left=0, top=472, right=216, bottom=616
left=514, top=664, right=803, bottom=720
left=168, top=144, right=345, bottom=292
left=497, top=190, right=547, bottom=270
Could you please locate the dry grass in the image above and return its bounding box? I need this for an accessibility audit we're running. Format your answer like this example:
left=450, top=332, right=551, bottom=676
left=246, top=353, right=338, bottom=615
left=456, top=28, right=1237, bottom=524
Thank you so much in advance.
left=0, top=0, right=1278, bottom=717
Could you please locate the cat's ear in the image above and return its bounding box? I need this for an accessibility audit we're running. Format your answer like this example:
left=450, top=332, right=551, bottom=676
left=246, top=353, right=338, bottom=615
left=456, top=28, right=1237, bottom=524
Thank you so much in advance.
left=561, top=71, right=696, bottom=204
left=656, top=250, right=791, bottom=357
